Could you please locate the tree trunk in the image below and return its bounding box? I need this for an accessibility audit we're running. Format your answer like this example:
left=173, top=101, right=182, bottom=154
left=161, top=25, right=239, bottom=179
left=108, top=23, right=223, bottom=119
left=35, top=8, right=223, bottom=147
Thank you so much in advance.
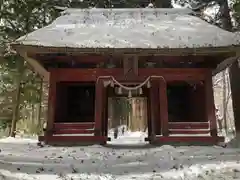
left=154, top=0, right=172, bottom=8
left=219, top=0, right=233, bottom=31
left=9, top=77, right=21, bottom=137
left=9, top=58, right=24, bottom=137
left=37, top=78, right=43, bottom=133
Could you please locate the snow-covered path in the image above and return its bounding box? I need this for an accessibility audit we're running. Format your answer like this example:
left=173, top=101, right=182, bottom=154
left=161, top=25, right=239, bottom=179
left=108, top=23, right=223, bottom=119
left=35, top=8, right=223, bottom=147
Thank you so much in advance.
left=0, top=137, right=240, bottom=180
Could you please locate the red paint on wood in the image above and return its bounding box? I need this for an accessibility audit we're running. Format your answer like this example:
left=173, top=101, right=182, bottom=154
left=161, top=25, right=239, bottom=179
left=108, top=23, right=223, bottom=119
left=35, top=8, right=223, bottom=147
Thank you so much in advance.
left=53, top=129, right=94, bottom=134
left=54, top=55, right=106, bottom=63
left=50, top=68, right=123, bottom=82
left=139, top=68, right=207, bottom=81
left=94, top=79, right=104, bottom=136
left=53, top=123, right=94, bottom=129
left=169, top=129, right=210, bottom=134
left=50, top=68, right=208, bottom=82
left=168, top=122, right=209, bottom=129
left=205, top=72, right=217, bottom=137
left=46, top=72, right=57, bottom=138
left=147, top=88, right=152, bottom=138
left=149, top=78, right=159, bottom=139
left=153, top=136, right=224, bottom=143
left=102, top=82, right=109, bottom=137
left=159, top=78, right=169, bottom=136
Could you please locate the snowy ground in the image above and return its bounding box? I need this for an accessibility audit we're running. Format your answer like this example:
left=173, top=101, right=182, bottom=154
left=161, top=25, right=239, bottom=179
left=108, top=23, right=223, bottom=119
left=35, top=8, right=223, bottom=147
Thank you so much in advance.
left=0, top=136, right=240, bottom=180
left=108, top=128, right=148, bottom=145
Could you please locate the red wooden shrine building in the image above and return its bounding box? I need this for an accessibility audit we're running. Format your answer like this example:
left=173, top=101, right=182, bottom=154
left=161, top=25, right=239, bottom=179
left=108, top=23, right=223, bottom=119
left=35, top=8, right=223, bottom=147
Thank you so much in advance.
left=12, top=8, right=240, bottom=145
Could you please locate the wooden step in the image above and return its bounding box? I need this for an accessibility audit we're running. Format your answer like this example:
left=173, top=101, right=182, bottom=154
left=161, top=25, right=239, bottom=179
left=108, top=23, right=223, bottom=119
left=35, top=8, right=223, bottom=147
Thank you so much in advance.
left=169, top=129, right=210, bottom=134
left=168, top=122, right=209, bottom=129
left=53, top=122, right=94, bottom=129
left=153, top=136, right=224, bottom=144
left=53, top=129, right=94, bottom=134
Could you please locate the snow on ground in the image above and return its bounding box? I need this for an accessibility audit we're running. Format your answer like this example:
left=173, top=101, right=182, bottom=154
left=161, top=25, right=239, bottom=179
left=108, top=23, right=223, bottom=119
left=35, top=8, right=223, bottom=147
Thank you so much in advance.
left=0, top=136, right=240, bottom=180
left=108, top=128, right=148, bottom=145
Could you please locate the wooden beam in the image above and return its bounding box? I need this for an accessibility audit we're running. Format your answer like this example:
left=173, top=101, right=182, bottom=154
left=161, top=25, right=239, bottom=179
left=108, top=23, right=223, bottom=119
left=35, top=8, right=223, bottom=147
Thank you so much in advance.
left=134, top=55, right=138, bottom=76
left=102, top=79, right=110, bottom=137
left=147, top=88, right=152, bottom=138
left=13, top=44, right=239, bottom=56
left=159, top=77, right=169, bottom=136
left=46, top=72, right=56, bottom=139
left=94, top=78, right=104, bottom=136
left=139, top=68, right=207, bottom=81
left=50, top=68, right=208, bottom=82
left=149, top=78, right=159, bottom=139
left=19, top=51, right=49, bottom=81
left=205, top=72, right=217, bottom=137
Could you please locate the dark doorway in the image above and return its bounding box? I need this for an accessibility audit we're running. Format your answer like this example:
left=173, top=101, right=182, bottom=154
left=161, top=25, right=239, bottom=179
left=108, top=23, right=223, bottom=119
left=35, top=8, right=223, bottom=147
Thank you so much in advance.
left=55, top=82, right=95, bottom=123
left=167, top=81, right=206, bottom=122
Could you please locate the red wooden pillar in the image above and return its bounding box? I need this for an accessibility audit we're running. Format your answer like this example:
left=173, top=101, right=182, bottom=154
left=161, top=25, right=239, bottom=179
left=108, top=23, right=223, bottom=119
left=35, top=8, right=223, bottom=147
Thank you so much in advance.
left=159, top=78, right=169, bottom=136
left=94, top=78, right=104, bottom=137
left=102, top=78, right=111, bottom=137
left=149, top=77, right=160, bottom=141
left=46, top=71, right=56, bottom=142
left=205, top=73, right=217, bottom=137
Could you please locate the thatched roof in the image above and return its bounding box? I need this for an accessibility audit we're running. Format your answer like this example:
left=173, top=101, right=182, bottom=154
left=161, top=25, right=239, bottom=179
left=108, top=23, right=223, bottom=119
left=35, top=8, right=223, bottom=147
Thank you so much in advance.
left=13, top=8, right=240, bottom=51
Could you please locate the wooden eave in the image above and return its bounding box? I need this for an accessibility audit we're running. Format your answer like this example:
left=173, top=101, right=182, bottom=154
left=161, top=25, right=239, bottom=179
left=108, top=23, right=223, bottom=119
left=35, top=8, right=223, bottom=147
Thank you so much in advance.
left=11, top=43, right=240, bottom=77
left=12, top=44, right=240, bottom=56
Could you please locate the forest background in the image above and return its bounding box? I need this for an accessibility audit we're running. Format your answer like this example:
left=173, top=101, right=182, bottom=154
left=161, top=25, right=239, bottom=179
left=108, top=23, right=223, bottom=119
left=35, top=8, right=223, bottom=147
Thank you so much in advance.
left=0, top=0, right=239, bottom=137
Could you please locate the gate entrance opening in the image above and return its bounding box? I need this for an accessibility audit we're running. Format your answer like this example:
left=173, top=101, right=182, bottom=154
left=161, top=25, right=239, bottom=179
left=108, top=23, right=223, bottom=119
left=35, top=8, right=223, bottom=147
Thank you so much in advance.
left=106, top=87, right=149, bottom=145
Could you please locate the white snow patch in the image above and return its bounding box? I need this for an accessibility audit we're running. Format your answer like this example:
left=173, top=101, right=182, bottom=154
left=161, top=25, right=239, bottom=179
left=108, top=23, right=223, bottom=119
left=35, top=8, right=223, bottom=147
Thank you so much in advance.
left=0, top=137, right=37, bottom=144
left=108, top=131, right=148, bottom=145
left=0, top=137, right=239, bottom=179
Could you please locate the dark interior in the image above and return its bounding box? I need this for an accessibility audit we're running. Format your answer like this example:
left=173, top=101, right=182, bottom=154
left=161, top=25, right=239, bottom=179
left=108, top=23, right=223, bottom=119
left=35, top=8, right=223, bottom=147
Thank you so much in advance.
left=55, top=82, right=95, bottom=122
left=167, top=82, right=206, bottom=122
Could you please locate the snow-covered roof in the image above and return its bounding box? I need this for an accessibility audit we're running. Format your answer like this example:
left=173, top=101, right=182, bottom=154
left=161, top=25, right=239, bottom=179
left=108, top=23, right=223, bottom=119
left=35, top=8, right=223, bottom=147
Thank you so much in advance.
left=14, top=8, right=240, bottom=50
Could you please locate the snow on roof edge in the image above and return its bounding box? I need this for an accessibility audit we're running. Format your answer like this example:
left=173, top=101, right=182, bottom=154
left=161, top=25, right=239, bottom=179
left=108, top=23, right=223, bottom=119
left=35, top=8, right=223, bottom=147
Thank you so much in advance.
left=12, top=43, right=240, bottom=55
left=62, top=8, right=193, bottom=16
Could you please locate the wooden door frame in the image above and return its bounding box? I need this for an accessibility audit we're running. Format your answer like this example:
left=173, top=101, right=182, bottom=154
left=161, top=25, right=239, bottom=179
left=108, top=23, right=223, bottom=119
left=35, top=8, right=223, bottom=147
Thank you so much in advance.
left=101, top=85, right=152, bottom=142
